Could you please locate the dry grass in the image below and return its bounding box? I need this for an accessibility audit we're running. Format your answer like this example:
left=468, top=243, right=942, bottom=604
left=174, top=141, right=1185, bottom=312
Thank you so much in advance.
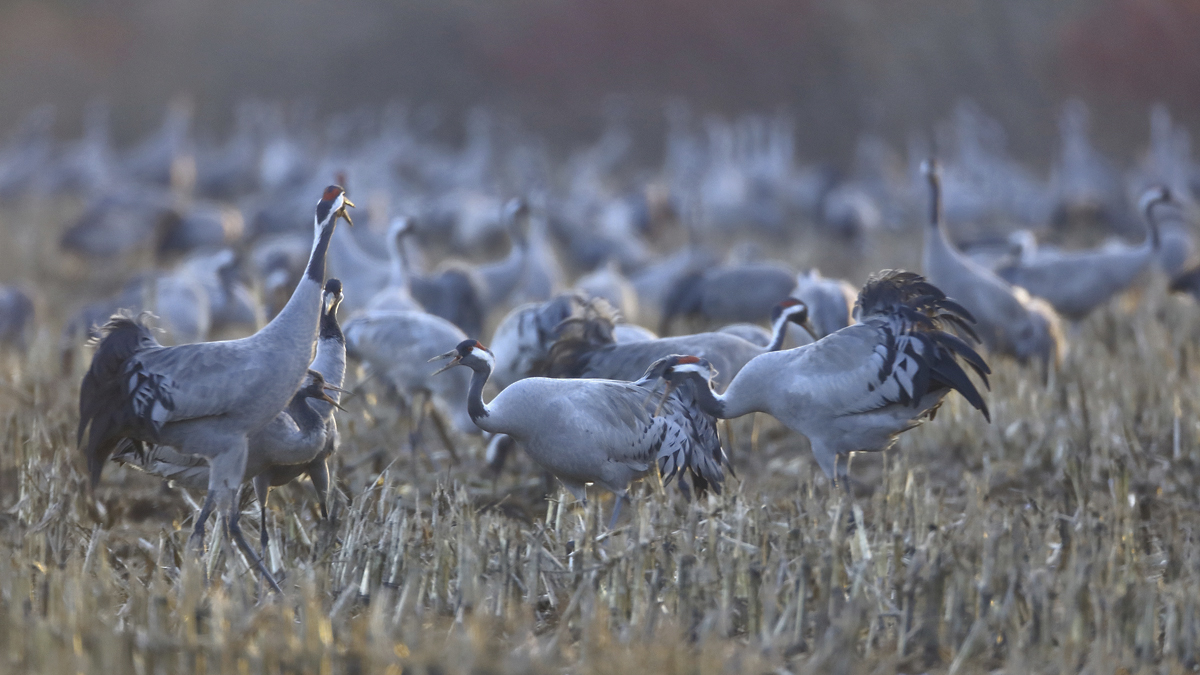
left=2, top=199, right=1200, bottom=674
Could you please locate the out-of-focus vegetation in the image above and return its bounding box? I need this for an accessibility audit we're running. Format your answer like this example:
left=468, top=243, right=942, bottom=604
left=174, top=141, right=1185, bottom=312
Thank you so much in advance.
left=2, top=0, right=1198, bottom=163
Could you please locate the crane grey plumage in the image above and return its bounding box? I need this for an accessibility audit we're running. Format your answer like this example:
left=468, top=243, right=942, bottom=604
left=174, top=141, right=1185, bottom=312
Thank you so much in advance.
left=476, top=198, right=530, bottom=307
left=366, top=217, right=423, bottom=313
left=432, top=340, right=729, bottom=527
left=488, top=293, right=586, bottom=391
left=654, top=270, right=991, bottom=484
left=661, top=260, right=796, bottom=333
left=921, top=159, right=1064, bottom=368
left=536, top=297, right=814, bottom=391
left=402, top=224, right=487, bottom=338
left=993, top=186, right=1172, bottom=320
left=326, top=217, right=390, bottom=316
left=113, top=279, right=347, bottom=555
left=343, top=309, right=478, bottom=437
left=793, top=269, right=857, bottom=339
left=575, top=260, right=639, bottom=321
left=78, top=185, right=353, bottom=592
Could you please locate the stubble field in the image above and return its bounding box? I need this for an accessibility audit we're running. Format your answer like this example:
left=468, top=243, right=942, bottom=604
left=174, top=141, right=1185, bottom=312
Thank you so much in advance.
left=1, top=198, right=1199, bottom=674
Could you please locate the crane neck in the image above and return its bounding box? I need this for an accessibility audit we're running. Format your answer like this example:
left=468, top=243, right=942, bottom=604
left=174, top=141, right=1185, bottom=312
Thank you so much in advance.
left=925, top=173, right=942, bottom=232
left=287, top=394, right=326, bottom=433
left=467, top=366, right=494, bottom=428
left=1141, top=196, right=1166, bottom=251
left=766, top=315, right=790, bottom=352
left=258, top=217, right=337, bottom=353
left=679, top=372, right=729, bottom=419
left=387, top=231, right=411, bottom=289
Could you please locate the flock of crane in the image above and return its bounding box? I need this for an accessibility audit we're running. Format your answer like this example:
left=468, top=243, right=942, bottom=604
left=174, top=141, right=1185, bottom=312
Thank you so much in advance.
left=0, top=98, right=1195, bottom=591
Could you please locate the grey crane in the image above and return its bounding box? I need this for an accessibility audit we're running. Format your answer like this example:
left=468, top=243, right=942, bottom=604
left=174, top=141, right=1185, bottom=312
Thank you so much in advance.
left=660, top=260, right=797, bottom=334
left=993, top=187, right=1172, bottom=320
left=792, top=269, right=857, bottom=339
left=402, top=229, right=487, bottom=339
left=574, top=260, right=639, bottom=322
left=921, top=160, right=1064, bottom=369
left=488, top=294, right=586, bottom=391
left=537, top=297, right=815, bottom=391
left=342, top=308, right=479, bottom=457
left=112, top=279, right=347, bottom=556
left=651, top=270, right=991, bottom=484
left=365, top=217, right=423, bottom=313
left=77, top=185, right=353, bottom=592
left=476, top=198, right=531, bottom=307
left=431, top=340, right=730, bottom=527
left=60, top=247, right=257, bottom=370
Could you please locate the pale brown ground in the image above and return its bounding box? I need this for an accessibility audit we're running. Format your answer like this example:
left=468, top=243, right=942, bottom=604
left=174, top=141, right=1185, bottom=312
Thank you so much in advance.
left=1, top=196, right=1199, bottom=674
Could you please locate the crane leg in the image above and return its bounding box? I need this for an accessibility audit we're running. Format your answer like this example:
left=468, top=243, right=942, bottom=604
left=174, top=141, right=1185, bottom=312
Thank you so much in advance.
left=227, top=494, right=283, bottom=594
left=188, top=491, right=218, bottom=553
left=252, top=474, right=271, bottom=557
left=750, top=414, right=761, bottom=454
left=427, top=403, right=460, bottom=465
left=722, top=419, right=738, bottom=454
left=306, top=459, right=331, bottom=521
left=407, top=391, right=441, bottom=470
left=607, top=492, right=628, bottom=529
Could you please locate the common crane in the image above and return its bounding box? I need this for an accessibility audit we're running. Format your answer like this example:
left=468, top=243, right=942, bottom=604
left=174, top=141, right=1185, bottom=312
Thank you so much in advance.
left=431, top=340, right=729, bottom=527
left=78, top=185, right=353, bottom=592
left=652, top=270, right=991, bottom=485
left=922, top=160, right=1064, bottom=369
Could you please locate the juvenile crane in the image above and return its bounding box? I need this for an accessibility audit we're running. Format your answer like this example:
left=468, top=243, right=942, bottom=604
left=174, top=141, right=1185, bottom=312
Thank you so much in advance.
left=78, top=185, right=353, bottom=591
left=652, top=270, right=991, bottom=485
left=431, top=339, right=729, bottom=527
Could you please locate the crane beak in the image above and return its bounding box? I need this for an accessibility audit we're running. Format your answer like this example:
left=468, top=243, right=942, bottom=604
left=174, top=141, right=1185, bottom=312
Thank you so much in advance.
left=653, top=380, right=677, bottom=417
left=318, top=390, right=348, bottom=412
left=429, top=350, right=461, bottom=376
left=798, top=317, right=818, bottom=343
left=323, top=383, right=349, bottom=395
left=337, top=197, right=355, bottom=227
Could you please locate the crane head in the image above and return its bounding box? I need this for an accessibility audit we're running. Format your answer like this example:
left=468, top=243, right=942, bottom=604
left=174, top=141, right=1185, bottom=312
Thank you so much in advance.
left=771, top=298, right=817, bottom=342
left=298, top=370, right=348, bottom=411
left=323, top=278, right=344, bottom=316
left=316, top=185, right=355, bottom=228
left=388, top=216, right=415, bottom=239
left=430, top=339, right=494, bottom=376
left=641, top=354, right=717, bottom=416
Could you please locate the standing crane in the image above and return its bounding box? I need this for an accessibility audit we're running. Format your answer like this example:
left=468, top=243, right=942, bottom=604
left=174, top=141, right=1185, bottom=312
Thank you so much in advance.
left=993, top=186, right=1172, bottom=320
left=113, top=279, right=348, bottom=556
left=366, top=217, right=423, bottom=313
left=651, top=270, right=991, bottom=485
left=431, top=339, right=729, bottom=527
left=342, top=308, right=480, bottom=456
left=921, top=160, right=1064, bottom=369
left=77, top=185, right=353, bottom=592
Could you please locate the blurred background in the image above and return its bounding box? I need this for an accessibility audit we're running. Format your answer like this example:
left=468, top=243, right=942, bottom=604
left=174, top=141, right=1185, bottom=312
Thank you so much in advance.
left=2, top=0, right=1197, bottom=165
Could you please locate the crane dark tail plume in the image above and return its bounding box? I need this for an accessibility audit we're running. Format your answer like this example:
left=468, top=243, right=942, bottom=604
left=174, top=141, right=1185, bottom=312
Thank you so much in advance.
left=78, top=312, right=163, bottom=486
left=857, top=269, right=993, bottom=421
left=531, top=296, right=621, bottom=378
